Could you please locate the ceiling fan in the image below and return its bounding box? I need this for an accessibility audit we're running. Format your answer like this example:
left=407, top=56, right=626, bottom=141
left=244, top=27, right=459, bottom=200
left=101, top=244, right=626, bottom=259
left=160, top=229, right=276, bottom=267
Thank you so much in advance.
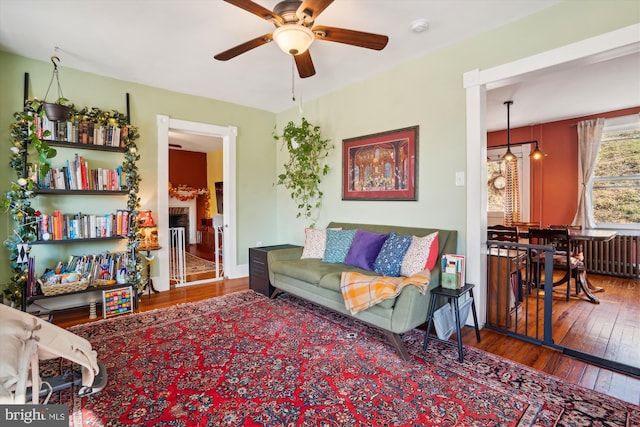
left=214, top=0, right=389, bottom=78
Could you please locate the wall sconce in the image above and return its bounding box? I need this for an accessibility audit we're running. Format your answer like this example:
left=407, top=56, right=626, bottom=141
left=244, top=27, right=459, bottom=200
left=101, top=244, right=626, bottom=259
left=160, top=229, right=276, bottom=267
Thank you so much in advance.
left=137, top=210, right=159, bottom=250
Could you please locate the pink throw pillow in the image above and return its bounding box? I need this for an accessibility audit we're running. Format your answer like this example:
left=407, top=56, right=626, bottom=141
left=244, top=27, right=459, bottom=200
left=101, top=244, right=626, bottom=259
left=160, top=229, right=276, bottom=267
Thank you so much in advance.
left=400, top=232, right=439, bottom=277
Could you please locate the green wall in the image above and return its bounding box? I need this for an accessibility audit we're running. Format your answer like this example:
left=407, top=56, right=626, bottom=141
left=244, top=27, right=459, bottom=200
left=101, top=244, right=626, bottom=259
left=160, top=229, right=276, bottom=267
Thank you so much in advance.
left=0, top=52, right=276, bottom=284
left=1, top=0, right=638, bottom=288
left=274, top=0, right=640, bottom=248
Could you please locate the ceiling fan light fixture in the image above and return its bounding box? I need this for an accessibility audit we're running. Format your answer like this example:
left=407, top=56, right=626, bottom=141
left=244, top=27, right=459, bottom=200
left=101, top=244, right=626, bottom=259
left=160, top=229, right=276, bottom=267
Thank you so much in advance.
left=273, top=24, right=314, bottom=55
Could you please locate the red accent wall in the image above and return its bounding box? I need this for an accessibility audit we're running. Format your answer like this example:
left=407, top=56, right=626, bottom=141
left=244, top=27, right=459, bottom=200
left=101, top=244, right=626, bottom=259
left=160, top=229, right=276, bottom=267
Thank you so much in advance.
left=488, top=106, right=640, bottom=227
left=169, top=149, right=208, bottom=232
left=169, top=149, right=208, bottom=188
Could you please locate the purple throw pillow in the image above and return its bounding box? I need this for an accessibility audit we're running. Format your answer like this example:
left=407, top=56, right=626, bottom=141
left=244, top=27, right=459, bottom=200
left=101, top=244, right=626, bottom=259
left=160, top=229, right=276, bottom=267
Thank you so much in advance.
left=344, top=229, right=389, bottom=271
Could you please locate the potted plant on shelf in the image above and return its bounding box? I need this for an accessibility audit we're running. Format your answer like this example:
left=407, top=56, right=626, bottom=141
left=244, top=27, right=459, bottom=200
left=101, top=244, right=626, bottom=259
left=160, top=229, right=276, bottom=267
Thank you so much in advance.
left=273, top=117, right=333, bottom=225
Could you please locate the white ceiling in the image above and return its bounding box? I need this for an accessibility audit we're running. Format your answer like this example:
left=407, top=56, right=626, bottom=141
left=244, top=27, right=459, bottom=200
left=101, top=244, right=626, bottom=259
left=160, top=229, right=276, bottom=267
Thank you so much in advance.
left=1, top=0, right=638, bottom=151
left=1, top=0, right=560, bottom=114
left=486, top=51, right=640, bottom=131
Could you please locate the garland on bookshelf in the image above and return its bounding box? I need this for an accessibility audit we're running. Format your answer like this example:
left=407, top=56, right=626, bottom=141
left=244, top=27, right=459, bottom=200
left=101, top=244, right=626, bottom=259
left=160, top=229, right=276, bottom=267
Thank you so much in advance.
left=3, top=98, right=143, bottom=305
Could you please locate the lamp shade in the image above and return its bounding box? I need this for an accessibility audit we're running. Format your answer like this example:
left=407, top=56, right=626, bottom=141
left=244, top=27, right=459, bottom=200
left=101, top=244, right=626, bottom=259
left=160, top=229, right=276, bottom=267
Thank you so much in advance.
left=502, top=147, right=516, bottom=162
left=530, top=142, right=547, bottom=160
left=137, top=210, right=156, bottom=228
left=273, top=24, right=314, bottom=55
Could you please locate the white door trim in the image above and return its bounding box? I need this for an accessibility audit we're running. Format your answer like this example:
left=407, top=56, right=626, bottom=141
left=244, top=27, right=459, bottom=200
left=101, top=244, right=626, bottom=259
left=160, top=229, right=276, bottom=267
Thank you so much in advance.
left=464, top=24, right=640, bottom=326
left=156, top=115, right=239, bottom=291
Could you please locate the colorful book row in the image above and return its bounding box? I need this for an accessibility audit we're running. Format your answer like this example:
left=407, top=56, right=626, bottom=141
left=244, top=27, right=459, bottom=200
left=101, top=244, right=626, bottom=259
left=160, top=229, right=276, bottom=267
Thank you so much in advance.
left=38, top=210, right=131, bottom=241
left=30, top=114, right=129, bottom=147
left=33, top=153, right=126, bottom=191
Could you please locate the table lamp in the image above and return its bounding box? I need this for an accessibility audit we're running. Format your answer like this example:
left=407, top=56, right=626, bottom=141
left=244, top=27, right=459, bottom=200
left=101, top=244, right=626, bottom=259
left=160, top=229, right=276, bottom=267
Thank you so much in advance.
left=137, top=210, right=159, bottom=250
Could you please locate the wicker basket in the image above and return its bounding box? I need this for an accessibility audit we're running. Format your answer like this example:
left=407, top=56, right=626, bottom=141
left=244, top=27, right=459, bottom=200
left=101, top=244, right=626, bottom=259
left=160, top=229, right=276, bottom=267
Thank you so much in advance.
left=40, top=280, right=89, bottom=296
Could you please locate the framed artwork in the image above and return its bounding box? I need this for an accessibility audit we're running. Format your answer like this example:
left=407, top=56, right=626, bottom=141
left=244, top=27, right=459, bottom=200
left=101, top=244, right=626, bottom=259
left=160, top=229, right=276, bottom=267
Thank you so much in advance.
left=342, top=126, right=418, bottom=201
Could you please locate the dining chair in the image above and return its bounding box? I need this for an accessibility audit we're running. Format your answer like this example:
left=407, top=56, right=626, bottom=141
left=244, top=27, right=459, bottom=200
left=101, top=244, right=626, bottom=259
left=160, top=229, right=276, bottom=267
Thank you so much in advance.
left=548, top=224, right=584, bottom=262
left=487, top=225, right=520, bottom=243
left=511, top=221, right=540, bottom=237
left=528, top=227, right=584, bottom=301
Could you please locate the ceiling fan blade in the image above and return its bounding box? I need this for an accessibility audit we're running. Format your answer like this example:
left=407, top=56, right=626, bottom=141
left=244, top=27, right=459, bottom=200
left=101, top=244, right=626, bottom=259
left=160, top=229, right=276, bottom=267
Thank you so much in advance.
left=223, top=0, right=283, bottom=25
left=294, top=50, right=316, bottom=78
left=297, top=0, right=333, bottom=23
left=214, top=34, right=273, bottom=61
left=312, top=26, right=389, bottom=50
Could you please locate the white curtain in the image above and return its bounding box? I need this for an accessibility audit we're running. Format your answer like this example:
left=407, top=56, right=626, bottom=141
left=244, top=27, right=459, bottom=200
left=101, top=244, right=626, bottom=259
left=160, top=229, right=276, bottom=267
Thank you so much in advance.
left=572, top=118, right=605, bottom=229
left=504, top=160, right=520, bottom=226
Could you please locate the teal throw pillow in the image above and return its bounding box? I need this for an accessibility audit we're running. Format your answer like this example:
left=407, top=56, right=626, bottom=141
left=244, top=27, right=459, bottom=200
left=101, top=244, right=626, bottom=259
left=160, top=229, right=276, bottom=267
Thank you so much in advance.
left=323, top=229, right=358, bottom=263
left=374, top=232, right=413, bottom=276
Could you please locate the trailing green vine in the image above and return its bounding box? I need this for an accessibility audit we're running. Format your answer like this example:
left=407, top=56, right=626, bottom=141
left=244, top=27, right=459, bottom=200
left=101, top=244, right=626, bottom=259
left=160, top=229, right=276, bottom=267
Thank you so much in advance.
left=3, top=100, right=143, bottom=304
left=273, top=117, right=333, bottom=225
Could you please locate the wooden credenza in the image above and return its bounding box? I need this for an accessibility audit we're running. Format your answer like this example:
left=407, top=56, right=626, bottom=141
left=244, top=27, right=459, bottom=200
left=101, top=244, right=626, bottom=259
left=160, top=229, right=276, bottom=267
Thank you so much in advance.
left=249, top=244, right=300, bottom=297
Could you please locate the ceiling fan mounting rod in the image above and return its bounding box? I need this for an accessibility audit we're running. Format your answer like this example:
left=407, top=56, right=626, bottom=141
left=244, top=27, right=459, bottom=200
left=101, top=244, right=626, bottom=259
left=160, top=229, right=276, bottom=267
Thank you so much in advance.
left=274, top=0, right=304, bottom=24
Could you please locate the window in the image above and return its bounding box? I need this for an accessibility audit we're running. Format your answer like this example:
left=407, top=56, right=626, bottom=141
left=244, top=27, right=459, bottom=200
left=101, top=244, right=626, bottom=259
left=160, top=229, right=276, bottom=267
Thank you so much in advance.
left=591, top=114, right=640, bottom=229
left=486, top=145, right=531, bottom=225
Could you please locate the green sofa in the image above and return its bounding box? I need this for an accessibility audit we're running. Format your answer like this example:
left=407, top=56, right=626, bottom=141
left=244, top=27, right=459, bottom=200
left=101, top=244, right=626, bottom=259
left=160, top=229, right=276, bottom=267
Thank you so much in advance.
left=268, top=222, right=458, bottom=360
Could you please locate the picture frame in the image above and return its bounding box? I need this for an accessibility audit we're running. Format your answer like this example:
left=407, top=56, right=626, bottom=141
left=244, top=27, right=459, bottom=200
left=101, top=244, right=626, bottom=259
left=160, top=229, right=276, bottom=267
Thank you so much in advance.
left=342, top=126, right=418, bottom=201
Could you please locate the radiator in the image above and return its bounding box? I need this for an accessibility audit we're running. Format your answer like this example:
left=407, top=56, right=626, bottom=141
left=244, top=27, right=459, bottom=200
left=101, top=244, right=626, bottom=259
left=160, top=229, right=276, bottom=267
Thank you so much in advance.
left=584, top=234, right=640, bottom=279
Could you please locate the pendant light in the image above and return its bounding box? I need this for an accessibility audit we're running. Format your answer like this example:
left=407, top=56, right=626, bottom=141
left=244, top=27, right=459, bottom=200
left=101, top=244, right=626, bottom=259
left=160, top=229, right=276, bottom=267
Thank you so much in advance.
left=529, top=125, right=547, bottom=159
left=530, top=141, right=547, bottom=159
left=502, top=100, right=516, bottom=162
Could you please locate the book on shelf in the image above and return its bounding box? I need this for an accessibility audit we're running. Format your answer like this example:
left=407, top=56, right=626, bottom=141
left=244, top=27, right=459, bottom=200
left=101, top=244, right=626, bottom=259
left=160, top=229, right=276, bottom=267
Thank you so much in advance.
left=34, top=153, right=125, bottom=191
left=27, top=113, right=128, bottom=147
left=36, top=210, right=131, bottom=241
left=441, top=254, right=465, bottom=290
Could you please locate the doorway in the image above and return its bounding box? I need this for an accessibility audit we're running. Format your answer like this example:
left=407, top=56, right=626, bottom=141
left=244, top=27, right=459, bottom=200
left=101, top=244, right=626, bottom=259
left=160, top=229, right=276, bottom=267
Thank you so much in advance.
left=465, top=24, right=640, bottom=375
left=168, top=138, right=223, bottom=285
left=156, top=116, right=238, bottom=291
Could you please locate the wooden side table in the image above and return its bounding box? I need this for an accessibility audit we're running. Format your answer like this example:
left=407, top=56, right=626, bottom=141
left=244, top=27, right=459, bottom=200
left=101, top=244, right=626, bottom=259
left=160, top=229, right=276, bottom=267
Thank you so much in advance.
left=249, top=244, right=300, bottom=297
left=422, top=283, right=481, bottom=362
left=138, top=245, right=161, bottom=295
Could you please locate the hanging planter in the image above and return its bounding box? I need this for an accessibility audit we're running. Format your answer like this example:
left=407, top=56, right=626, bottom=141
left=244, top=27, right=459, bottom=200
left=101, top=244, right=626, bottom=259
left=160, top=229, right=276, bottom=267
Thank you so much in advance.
left=273, top=117, right=333, bottom=225
left=42, top=101, right=70, bottom=122
left=42, top=55, right=73, bottom=121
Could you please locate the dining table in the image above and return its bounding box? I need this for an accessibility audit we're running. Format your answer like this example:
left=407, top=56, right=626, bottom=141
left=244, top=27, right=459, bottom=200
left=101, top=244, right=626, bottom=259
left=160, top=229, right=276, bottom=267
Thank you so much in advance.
left=567, top=228, right=617, bottom=304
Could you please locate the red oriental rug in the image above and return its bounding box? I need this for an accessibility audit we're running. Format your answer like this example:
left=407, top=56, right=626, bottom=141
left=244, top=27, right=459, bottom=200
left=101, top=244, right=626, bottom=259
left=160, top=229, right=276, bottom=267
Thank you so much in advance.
left=45, top=290, right=638, bottom=426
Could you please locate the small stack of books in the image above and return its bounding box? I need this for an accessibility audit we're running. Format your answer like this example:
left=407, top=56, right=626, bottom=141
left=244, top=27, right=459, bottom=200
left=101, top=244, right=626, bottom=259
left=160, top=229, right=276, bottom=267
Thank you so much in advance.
left=441, top=254, right=465, bottom=290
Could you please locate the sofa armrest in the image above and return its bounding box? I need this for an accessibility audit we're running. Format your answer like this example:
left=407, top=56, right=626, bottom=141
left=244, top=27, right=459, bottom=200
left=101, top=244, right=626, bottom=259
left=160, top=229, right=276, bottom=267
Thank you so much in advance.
left=267, top=247, right=303, bottom=289
left=267, top=247, right=303, bottom=264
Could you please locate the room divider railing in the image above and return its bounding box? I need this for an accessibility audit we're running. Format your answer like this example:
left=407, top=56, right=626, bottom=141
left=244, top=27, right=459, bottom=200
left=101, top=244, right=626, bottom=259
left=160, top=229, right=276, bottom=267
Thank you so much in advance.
left=485, top=239, right=639, bottom=377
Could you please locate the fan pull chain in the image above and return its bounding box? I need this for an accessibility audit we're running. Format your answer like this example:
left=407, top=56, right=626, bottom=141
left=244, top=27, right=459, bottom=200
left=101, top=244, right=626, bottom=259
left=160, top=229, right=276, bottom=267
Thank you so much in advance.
left=291, top=56, right=296, bottom=102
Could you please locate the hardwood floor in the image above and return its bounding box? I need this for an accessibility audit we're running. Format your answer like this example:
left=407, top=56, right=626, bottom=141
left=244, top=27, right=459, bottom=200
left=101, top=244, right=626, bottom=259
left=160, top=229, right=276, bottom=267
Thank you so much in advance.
left=180, top=243, right=222, bottom=283
left=51, top=274, right=640, bottom=406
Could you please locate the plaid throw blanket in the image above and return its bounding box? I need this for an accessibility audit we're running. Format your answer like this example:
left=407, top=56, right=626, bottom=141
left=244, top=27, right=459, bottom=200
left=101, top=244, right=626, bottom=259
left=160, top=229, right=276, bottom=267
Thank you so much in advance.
left=340, top=270, right=432, bottom=314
